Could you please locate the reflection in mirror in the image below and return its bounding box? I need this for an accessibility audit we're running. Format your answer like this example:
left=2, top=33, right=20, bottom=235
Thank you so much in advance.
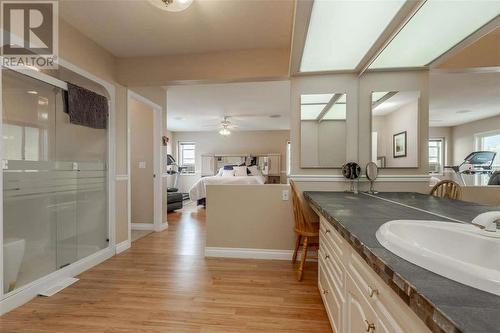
left=366, top=162, right=378, bottom=194
left=429, top=71, right=500, bottom=187
left=300, top=93, right=346, bottom=168
left=371, top=91, right=420, bottom=168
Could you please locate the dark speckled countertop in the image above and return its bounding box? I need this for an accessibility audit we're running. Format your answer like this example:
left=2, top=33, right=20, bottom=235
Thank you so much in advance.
left=303, top=191, right=500, bottom=333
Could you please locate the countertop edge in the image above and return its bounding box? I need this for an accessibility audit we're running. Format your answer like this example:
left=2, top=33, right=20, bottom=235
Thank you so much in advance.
left=304, top=192, right=463, bottom=333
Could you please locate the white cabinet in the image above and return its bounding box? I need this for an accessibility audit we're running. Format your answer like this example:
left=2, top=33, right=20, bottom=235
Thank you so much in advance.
left=345, top=273, right=377, bottom=333
left=318, top=218, right=431, bottom=333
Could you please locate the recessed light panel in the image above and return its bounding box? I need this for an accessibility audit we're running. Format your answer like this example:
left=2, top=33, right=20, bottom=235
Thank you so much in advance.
left=370, top=1, right=500, bottom=69
left=300, top=0, right=405, bottom=72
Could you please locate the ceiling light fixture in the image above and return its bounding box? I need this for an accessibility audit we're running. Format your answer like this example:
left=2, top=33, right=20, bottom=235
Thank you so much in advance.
left=219, top=126, right=231, bottom=136
left=219, top=117, right=231, bottom=136
left=149, top=0, right=193, bottom=12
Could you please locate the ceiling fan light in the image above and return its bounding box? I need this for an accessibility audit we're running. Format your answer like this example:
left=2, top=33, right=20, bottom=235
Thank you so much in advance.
left=219, top=128, right=231, bottom=136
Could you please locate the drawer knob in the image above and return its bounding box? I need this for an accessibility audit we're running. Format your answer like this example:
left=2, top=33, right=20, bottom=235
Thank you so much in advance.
left=368, top=286, right=379, bottom=298
left=365, top=320, right=376, bottom=332
left=324, top=254, right=330, bottom=260
left=325, top=229, right=331, bottom=234
left=322, top=289, right=329, bottom=295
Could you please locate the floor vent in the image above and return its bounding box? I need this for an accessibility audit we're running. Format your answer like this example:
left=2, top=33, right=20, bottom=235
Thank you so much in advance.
left=38, top=277, right=79, bottom=297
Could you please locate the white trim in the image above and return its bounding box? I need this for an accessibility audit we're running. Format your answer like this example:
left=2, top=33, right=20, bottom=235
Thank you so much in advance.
left=115, top=174, right=129, bottom=181
left=154, top=222, right=168, bottom=232
left=131, top=223, right=155, bottom=231
left=205, top=247, right=294, bottom=260
left=4, top=67, right=68, bottom=91
left=0, top=248, right=113, bottom=315
left=115, top=240, right=131, bottom=254
left=127, top=90, right=164, bottom=242
left=289, top=174, right=429, bottom=182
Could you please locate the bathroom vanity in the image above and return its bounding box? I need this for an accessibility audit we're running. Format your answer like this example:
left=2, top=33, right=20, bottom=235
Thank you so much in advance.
left=304, top=192, right=500, bottom=333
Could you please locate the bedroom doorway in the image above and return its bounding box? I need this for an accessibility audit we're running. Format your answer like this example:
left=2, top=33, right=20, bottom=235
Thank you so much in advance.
left=127, top=91, right=164, bottom=243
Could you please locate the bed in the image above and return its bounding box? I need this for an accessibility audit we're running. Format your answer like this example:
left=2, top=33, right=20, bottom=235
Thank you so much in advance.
left=189, top=174, right=266, bottom=202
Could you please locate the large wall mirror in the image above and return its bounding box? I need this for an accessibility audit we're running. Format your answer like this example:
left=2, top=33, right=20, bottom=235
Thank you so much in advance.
left=429, top=71, right=500, bottom=187
left=371, top=91, right=420, bottom=168
left=300, top=93, right=346, bottom=168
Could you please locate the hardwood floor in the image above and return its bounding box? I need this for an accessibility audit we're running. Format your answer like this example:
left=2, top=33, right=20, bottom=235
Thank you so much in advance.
left=0, top=204, right=331, bottom=333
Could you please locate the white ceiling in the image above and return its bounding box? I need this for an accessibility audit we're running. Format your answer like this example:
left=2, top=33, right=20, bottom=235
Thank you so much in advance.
left=166, top=81, right=291, bottom=132
left=60, top=0, right=293, bottom=57
left=373, top=91, right=420, bottom=116
left=430, top=71, right=500, bottom=127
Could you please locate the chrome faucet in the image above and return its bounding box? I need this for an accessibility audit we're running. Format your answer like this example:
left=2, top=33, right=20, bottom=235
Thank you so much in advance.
left=471, top=212, right=500, bottom=233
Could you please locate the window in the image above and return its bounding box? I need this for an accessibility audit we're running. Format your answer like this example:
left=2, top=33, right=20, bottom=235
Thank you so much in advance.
left=476, top=131, right=500, bottom=167
left=178, top=142, right=196, bottom=174
left=428, top=138, right=444, bottom=174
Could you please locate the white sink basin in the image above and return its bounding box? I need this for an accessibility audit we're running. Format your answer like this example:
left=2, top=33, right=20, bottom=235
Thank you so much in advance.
left=376, top=220, right=500, bottom=296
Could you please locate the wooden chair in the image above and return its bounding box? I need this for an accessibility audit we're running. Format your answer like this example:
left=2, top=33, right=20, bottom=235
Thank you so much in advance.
left=290, top=180, right=319, bottom=281
left=430, top=180, right=462, bottom=200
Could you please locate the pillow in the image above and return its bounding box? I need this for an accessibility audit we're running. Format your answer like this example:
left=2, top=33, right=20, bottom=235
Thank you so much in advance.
left=233, top=166, right=248, bottom=177
left=221, top=169, right=235, bottom=177
left=248, top=165, right=261, bottom=176
left=223, top=165, right=235, bottom=170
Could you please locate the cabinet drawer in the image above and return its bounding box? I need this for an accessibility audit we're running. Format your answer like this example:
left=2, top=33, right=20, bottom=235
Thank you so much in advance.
left=320, top=217, right=348, bottom=263
left=319, top=237, right=345, bottom=292
left=319, top=259, right=343, bottom=333
left=348, top=250, right=431, bottom=333
left=345, top=272, right=378, bottom=333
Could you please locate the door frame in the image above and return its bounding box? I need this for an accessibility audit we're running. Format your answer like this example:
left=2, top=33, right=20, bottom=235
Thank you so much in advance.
left=127, top=90, right=166, bottom=243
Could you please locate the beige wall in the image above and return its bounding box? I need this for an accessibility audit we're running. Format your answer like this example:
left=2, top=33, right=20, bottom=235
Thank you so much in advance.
left=451, top=114, right=500, bottom=165
left=116, top=48, right=290, bottom=86
left=462, top=186, right=500, bottom=206
left=130, top=99, right=154, bottom=224
left=373, top=100, right=419, bottom=168
left=300, top=120, right=347, bottom=167
left=206, top=185, right=294, bottom=250
left=171, top=130, right=290, bottom=192
left=438, top=31, right=500, bottom=69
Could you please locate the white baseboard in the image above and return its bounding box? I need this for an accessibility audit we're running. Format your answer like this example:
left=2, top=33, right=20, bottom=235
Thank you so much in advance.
left=0, top=247, right=113, bottom=315
left=205, top=247, right=293, bottom=260
left=115, top=239, right=131, bottom=254
left=131, top=223, right=154, bottom=230
left=154, top=222, right=168, bottom=232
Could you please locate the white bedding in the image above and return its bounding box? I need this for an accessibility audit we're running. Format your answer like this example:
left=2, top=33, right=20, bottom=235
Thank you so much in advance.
left=189, top=175, right=266, bottom=201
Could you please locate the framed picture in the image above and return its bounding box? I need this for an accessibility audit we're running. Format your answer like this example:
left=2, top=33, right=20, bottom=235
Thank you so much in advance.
left=393, top=131, right=407, bottom=158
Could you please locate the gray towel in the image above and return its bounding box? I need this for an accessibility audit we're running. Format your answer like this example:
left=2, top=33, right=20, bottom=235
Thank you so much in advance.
left=64, top=83, right=108, bottom=129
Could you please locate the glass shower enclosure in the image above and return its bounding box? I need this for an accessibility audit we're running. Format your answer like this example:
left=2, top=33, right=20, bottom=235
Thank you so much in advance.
left=2, top=69, right=109, bottom=295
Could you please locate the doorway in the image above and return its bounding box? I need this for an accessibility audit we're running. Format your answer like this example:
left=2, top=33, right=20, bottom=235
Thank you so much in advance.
left=127, top=91, right=164, bottom=243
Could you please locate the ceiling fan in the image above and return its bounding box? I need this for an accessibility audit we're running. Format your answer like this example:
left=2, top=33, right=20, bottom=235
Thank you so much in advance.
left=217, top=116, right=236, bottom=136
left=203, top=113, right=283, bottom=135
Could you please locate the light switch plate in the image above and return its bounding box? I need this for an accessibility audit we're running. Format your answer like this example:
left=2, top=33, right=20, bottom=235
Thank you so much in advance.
left=139, top=161, right=146, bottom=169
left=282, top=189, right=289, bottom=201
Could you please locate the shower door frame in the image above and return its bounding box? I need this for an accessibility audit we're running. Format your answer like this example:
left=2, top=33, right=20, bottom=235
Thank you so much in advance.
left=0, top=58, right=116, bottom=314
